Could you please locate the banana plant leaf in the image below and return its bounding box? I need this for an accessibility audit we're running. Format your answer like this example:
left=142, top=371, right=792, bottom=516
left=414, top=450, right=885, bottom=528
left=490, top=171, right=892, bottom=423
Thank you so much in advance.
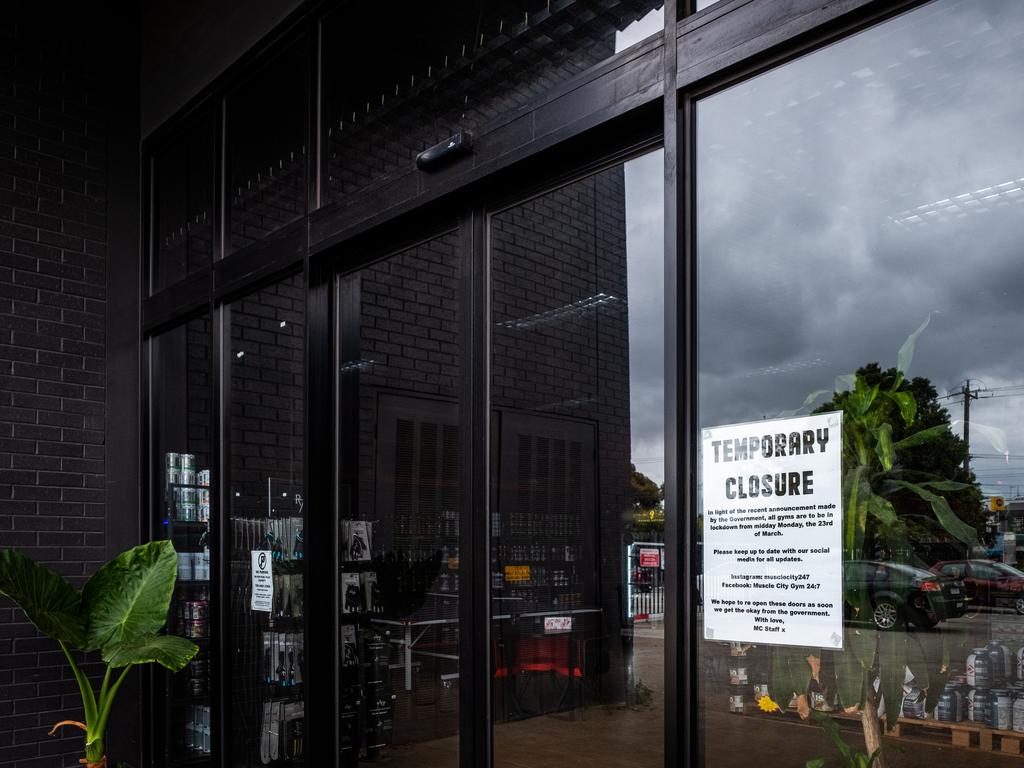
left=882, top=389, right=916, bottom=427
left=770, top=645, right=813, bottom=706
left=811, top=710, right=853, bottom=764
left=894, top=314, right=931, bottom=389
left=874, top=422, right=894, bottom=471
left=833, top=640, right=866, bottom=710
left=832, top=623, right=876, bottom=711
left=0, top=549, right=86, bottom=648
left=103, top=633, right=198, bottom=671
left=81, top=540, right=178, bottom=652
left=843, top=466, right=871, bottom=561
left=918, top=479, right=972, bottom=493
left=892, top=423, right=949, bottom=451
left=879, top=629, right=907, bottom=731
left=884, top=480, right=978, bottom=547
left=904, top=632, right=929, bottom=692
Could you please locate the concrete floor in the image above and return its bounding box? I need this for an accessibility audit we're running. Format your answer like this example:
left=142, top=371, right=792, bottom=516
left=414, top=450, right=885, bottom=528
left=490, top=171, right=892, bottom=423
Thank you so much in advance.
left=377, top=614, right=1024, bottom=767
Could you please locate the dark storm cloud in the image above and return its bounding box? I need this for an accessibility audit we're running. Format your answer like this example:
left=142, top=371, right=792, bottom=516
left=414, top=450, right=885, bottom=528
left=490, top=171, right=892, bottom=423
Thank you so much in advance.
left=695, top=0, right=1024, bottom=486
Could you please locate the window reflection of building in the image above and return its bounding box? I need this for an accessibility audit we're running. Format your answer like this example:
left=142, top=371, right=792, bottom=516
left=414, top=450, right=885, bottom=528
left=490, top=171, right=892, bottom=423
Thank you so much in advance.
left=324, top=2, right=663, bottom=203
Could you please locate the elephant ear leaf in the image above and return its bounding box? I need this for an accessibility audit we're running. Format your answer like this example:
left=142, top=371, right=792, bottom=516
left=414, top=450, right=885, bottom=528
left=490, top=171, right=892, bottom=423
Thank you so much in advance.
left=82, top=540, right=177, bottom=652
left=103, top=633, right=198, bottom=672
left=0, top=549, right=86, bottom=648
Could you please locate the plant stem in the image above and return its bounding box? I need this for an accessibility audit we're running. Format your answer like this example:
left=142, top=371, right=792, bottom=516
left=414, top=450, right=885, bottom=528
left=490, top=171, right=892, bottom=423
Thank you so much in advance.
left=94, top=664, right=134, bottom=751
left=58, top=640, right=97, bottom=725
left=98, top=664, right=112, bottom=707
left=861, top=668, right=886, bottom=768
left=84, top=736, right=105, bottom=765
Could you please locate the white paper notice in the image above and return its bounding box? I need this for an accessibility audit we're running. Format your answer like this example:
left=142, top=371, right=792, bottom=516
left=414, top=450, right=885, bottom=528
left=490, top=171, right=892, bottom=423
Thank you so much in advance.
left=251, top=550, right=273, bottom=612
left=702, top=411, right=843, bottom=649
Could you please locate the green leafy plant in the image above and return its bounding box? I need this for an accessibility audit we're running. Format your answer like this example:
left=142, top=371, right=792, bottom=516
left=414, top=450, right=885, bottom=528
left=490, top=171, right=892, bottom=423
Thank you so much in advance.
left=769, top=317, right=988, bottom=768
left=805, top=710, right=880, bottom=768
left=0, top=541, right=198, bottom=768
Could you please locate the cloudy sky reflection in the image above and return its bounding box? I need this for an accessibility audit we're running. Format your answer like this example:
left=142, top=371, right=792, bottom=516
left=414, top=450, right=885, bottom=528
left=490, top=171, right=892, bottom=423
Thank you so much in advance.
left=625, top=150, right=666, bottom=485
left=698, top=0, right=1024, bottom=497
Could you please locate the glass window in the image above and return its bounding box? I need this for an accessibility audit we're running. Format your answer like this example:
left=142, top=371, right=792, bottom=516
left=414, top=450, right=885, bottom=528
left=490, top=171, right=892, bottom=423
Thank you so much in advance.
left=150, top=314, right=214, bottom=764
left=226, top=43, right=307, bottom=255
left=336, top=232, right=463, bottom=767
left=697, top=2, right=1024, bottom=766
left=490, top=150, right=665, bottom=766
left=152, top=112, right=216, bottom=292
left=322, top=2, right=663, bottom=205
left=225, top=273, right=305, bottom=767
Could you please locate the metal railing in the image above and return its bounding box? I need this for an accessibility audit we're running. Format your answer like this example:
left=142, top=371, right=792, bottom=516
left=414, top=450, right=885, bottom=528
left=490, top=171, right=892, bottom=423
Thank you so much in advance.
left=626, top=541, right=665, bottom=622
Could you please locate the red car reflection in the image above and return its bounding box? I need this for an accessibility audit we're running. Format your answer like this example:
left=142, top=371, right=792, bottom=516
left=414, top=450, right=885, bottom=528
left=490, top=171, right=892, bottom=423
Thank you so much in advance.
left=931, top=560, right=1024, bottom=615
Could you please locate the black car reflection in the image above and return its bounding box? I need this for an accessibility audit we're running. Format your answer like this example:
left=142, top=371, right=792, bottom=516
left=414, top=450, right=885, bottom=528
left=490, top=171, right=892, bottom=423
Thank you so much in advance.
left=843, top=560, right=966, bottom=630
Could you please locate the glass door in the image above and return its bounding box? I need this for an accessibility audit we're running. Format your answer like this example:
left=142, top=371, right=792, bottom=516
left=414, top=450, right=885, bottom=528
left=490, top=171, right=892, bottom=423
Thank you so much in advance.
left=150, top=314, right=216, bottom=765
left=335, top=231, right=464, bottom=767
left=488, top=149, right=667, bottom=767
left=224, top=273, right=307, bottom=768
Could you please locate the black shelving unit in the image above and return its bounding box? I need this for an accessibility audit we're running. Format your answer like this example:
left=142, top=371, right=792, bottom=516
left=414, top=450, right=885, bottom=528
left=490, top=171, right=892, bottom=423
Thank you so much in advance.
left=227, top=512, right=306, bottom=768
left=161, top=456, right=213, bottom=764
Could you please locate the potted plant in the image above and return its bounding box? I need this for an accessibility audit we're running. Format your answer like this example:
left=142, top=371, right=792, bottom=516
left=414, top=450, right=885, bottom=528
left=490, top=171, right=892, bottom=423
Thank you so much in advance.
left=0, top=540, right=198, bottom=768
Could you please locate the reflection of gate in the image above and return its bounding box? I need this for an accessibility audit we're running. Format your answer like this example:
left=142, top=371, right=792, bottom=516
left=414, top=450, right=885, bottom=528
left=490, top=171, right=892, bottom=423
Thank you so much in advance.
left=626, top=542, right=664, bottom=622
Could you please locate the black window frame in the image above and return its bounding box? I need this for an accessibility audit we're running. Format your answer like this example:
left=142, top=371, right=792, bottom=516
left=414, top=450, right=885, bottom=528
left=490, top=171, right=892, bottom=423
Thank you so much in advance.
left=136, top=2, right=940, bottom=767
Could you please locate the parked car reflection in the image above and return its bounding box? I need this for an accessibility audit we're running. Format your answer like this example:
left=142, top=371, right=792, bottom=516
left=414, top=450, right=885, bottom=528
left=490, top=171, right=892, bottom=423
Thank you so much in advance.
left=931, top=559, right=1024, bottom=615
left=843, top=560, right=966, bottom=630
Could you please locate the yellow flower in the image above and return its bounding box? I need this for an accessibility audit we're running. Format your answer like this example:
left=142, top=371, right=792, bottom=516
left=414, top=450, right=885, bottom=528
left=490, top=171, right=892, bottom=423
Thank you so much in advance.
left=757, top=694, right=781, bottom=713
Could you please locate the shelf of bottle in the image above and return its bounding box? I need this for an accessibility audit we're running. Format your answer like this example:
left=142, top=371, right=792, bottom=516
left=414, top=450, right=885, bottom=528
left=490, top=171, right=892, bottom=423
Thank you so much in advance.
left=169, top=752, right=212, bottom=766
left=264, top=682, right=304, bottom=697
left=170, top=692, right=211, bottom=704
left=172, top=634, right=210, bottom=645
left=264, top=616, right=304, bottom=631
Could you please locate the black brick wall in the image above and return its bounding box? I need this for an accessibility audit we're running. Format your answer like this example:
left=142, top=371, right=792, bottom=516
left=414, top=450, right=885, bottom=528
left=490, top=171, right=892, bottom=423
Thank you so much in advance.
left=0, top=6, right=114, bottom=768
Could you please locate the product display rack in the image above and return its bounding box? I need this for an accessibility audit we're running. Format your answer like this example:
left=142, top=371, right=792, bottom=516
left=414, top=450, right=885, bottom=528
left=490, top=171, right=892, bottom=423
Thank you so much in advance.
left=338, top=513, right=463, bottom=765
left=338, top=522, right=396, bottom=767
left=160, top=454, right=214, bottom=764
left=229, top=509, right=306, bottom=768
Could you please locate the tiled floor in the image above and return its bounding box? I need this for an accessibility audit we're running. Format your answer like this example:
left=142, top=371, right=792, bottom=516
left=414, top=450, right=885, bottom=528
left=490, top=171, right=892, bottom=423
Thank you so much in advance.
left=377, top=622, right=1022, bottom=768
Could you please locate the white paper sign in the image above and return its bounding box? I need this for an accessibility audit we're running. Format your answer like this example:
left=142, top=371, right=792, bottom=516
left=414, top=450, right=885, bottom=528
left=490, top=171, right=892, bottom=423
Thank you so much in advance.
left=251, top=550, right=273, bottom=612
left=702, top=412, right=843, bottom=649
left=544, top=616, right=572, bottom=633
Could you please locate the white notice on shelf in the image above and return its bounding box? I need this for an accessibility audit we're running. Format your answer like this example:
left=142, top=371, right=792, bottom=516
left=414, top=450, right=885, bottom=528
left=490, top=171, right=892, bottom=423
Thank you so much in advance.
left=702, top=411, right=843, bottom=649
left=251, top=550, right=273, bottom=612
left=544, top=616, right=572, bottom=634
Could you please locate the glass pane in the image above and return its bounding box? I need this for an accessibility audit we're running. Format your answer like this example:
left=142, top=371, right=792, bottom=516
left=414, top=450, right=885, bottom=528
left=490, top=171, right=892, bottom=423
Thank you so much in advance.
left=697, top=2, right=1024, bottom=767
left=226, top=274, right=305, bottom=767
left=152, top=112, right=216, bottom=292
left=151, top=314, right=214, bottom=764
left=490, top=150, right=665, bottom=766
left=226, top=43, right=307, bottom=255
left=337, top=233, right=463, bottom=767
left=322, top=2, right=663, bottom=205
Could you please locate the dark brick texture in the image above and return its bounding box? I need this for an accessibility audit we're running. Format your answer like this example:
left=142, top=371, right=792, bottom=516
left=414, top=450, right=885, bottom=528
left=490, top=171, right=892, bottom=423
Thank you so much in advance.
left=0, top=5, right=113, bottom=768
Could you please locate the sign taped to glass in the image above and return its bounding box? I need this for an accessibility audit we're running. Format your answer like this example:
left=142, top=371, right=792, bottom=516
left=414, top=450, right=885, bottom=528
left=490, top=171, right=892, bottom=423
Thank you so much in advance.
left=702, top=412, right=843, bottom=648
left=251, top=550, right=273, bottom=612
